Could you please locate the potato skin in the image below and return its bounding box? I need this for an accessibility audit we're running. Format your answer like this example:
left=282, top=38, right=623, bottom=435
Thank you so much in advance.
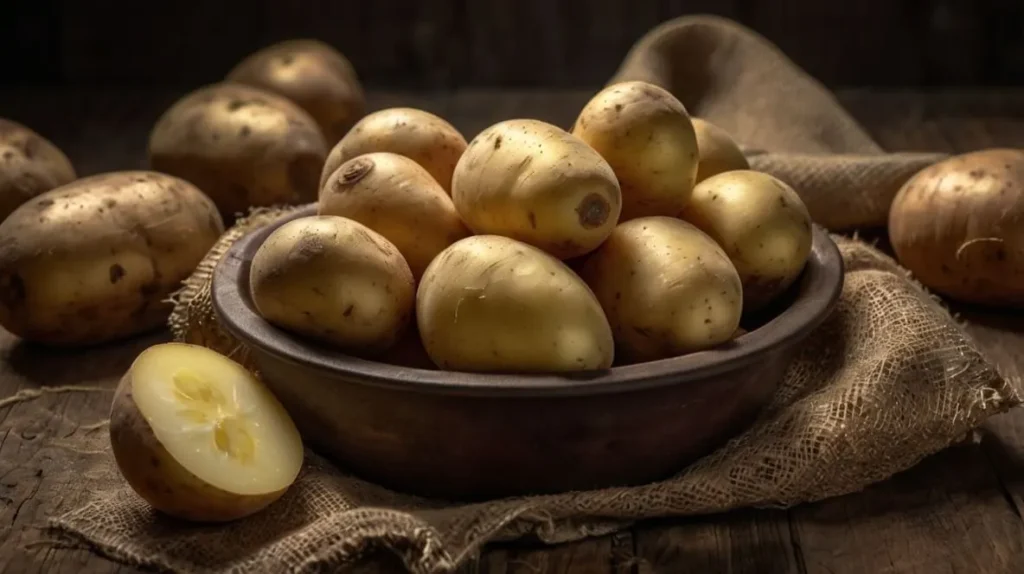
left=249, top=215, right=415, bottom=353
left=579, top=217, right=743, bottom=364
left=452, top=119, right=622, bottom=260
left=0, top=171, right=224, bottom=346
left=692, top=118, right=749, bottom=184
left=416, top=235, right=615, bottom=373
left=888, top=148, right=1024, bottom=307
left=681, top=170, right=812, bottom=311
left=109, top=369, right=285, bottom=522
left=571, top=81, right=698, bottom=221
left=318, top=152, right=470, bottom=280
left=320, top=108, right=467, bottom=192
left=148, top=82, right=327, bottom=220
left=226, top=39, right=366, bottom=145
left=0, top=119, right=77, bottom=222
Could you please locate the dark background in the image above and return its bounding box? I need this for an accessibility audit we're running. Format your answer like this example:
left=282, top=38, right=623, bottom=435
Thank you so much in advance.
left=4, top=0, right=1024, bottom=90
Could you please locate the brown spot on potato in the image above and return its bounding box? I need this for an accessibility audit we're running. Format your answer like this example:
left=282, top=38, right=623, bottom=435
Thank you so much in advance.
left=239, top=126, right=251, bottom=138
left=1, top=151, right=12, bottom=161
left=227, top=100, right=248, bottom=111
left=36, top=199, right=54, bottom=209
left=0, top=274, right=26, bottom=309
left=338, top=157, right=374, bottom=186
left=343, top=305, right=354, bottom=317
left=109, top=263, right=126, bottom=284
left=527, top=211, right=537, bottom=229
left=576, top=193, right=611, bottom=229
left=493, top=136, right=502, bottom=150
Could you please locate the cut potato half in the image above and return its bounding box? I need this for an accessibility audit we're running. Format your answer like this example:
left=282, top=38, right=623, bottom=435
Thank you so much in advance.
left=109, top=342, right=304, bottom=522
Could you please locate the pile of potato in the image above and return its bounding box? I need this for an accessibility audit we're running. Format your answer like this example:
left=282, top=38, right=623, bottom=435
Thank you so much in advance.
left=250, top=80, right=815, bottom=372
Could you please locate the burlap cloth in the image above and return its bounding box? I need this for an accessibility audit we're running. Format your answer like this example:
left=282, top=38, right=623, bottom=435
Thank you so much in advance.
left=46, top=14, right=1022, bottom=574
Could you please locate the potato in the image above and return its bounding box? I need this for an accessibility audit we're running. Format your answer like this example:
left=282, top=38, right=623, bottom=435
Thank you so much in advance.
left=109, top=342, right=304, bottom=522
left=320, top=108, right=466, bottom=193
left=888, top=148, right=1024, bottom=307
left=319, top=152, right=470, bottom=280
left=451, top=119, right=622, bottom=260
left=417, top=235, right=614, bottom=373
left=0, top=119, right=76, bottom=222
left=0, top=171, right=224, bottom=346
left=226, top=39, right=366, bottom=145
left=681, top=170, right=812, bottom=311
left=692, top=117, right=749, bottom=184
left=578, top=217, right=743, bottom=364
left=148, top=82, right=327, bottom=220
left=571, top=81, right=698, bottom=221
left=249, top=215, right=415, bottom=353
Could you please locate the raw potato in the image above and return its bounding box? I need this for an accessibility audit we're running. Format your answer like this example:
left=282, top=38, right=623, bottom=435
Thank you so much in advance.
left=148, top=82, right=327, bottom=220
left=319, top=152, right=470, bottom=279
left=571, top=81, right=698, bottom=221
left=226, top=39, right=366, bottom=144
left=249, top=215, right=415, bottom=353
left=692, top=117, right=749, bottom=183
left=0, top=118, right=76, bottom=222
left=888, top=148, right=1024, bottom=306
left=320, top=108, right=467, bottom=192
left=0, top=171, right=224, bottom=346
left=417, top=235, right=615, bottom=373
left=579, top=217, right=743, bottom=364
left=452, top=119, right=622, bottom=260
left=109, top=342, right=304, bottom=522
left=681, top=170, right=813, bottom=311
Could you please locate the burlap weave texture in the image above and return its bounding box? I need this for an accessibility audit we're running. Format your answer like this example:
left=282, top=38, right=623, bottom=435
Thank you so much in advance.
left=50, top=14, right=1021, bottom=574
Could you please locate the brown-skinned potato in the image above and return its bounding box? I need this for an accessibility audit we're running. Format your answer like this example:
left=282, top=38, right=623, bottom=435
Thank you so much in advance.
left=0, top=118, right=76, bottom=222
left=148, top=82, right=327, bottom=221
left=226, top=39, right=366, bottom=145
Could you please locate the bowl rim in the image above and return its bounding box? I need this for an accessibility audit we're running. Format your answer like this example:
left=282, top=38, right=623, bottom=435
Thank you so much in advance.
left=212, top=205, right=845, bottom=398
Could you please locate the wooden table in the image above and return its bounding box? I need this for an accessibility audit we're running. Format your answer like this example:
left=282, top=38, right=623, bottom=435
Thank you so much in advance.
left=2, top=88, right=1024, bottom=573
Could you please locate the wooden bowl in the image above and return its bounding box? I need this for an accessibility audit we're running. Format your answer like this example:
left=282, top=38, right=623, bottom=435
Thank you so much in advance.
left=212, top=206, right=844, bottom=501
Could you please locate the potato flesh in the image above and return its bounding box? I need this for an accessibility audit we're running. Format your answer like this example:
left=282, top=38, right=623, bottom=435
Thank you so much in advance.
left=129, top=343, right=303, bottom=496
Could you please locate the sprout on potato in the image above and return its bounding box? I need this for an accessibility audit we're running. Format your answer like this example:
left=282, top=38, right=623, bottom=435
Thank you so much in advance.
left=692, top=117, right=749, bottom=184
left=0, top=118, right=76, bottom=222
left=681, top=170, right=813, bottom=312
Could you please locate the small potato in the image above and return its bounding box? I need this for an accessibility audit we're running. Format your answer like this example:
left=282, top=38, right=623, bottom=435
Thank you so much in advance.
left=571, top=81, right=698, bottom=221
left=692, top=117, right=749, bottom=183
left=417, top=235, right=615, bottom=373
left=320, top=107, right=467, bottom=192
left=681, top=170, right=813, bottom=311
left=226, top=39, right=366, bottom=144
left=148, top=82, right=327, bottom=220
left=579, top=217, right=743, bottom=364
left=249, top=215, right=415, bottom=354
left=0, top=119, right=76, bottom=222
left=452, top=119, right=622, bottom=260
left=0, top=171, right=224, bottom=346
left=319, top=152, right=470, bottom=280
left=109, top=342, right=304, bottom=522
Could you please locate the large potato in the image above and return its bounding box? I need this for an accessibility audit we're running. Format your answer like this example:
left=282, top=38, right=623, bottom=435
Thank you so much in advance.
left=578, top=216, right=743, bottom=364
left=320, top=108, right=466, bottom=192
left=148, top=82, right=327, bottom=220
left=692, top=117, right=749, bottom=184
left=0, top=171, right=224, bottom=346
left=417, top=235, right=614, bottom=373
left=452, top=119, right=622, bottom=260
left=319, top=152, right=470, bottom=280
left=226, top=39, right=366, bottom=145
left=249, top=215, right=415, bottom=354
left=889, top=148, right=1024, bottom=307
left=0, top=118, right=76, bottom=222
left=110, top=342, right=303, bottom=522
left=681, top=170, right=813, bottom=311
left=571, top=81, right=698, bottom=221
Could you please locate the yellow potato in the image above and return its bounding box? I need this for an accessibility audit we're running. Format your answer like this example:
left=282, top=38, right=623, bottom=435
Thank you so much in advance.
left=692, top=117, right=749, bottom=183
left=109, top=342, right=304, bottom=522
left=148, top=82, right=327, bottom=220
left=452, top=119, right=622, bottom=260
left=681, top=170, right=813, bottom=311
left=0, top=171, right=224, bottom=346
left=226, top=39, right=366, bottom=144
left=0, top=118, right=76, bottom=222
left=417, top=235, right=614, bottom=373
left=318, top=152, right=470, bottom=280
left=579, top=216, right=743, bottom=364
left=571, top=81, right=698, bottom=220
left=249, top=215, right=415, bottom=354
left=320, top=107, right=466, bottom=192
